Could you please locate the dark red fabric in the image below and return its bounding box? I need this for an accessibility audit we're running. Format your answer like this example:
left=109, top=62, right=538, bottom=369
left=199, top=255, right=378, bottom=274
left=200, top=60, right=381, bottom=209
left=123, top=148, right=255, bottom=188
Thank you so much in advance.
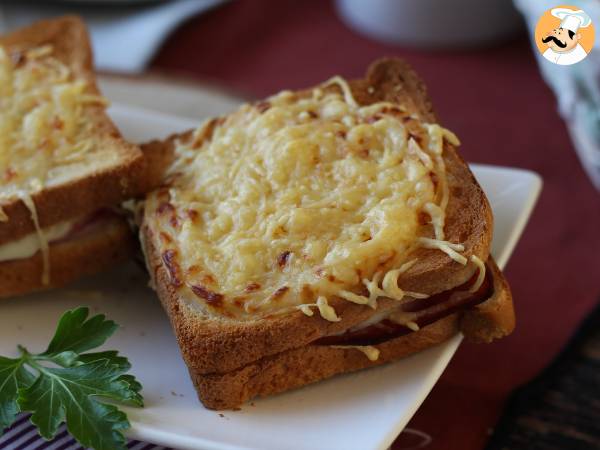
left=151, top=1, right=600, bottom=448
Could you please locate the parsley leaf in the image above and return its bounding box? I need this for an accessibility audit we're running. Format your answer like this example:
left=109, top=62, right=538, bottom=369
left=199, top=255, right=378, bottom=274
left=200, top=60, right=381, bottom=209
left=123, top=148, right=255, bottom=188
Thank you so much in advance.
left=0, top=356, right=35, bottom=430
left=43, top=307, right=118, bottom=356
left=19, top=359, right=142, bottom=449
left=0, top=307, right=143, bottom=450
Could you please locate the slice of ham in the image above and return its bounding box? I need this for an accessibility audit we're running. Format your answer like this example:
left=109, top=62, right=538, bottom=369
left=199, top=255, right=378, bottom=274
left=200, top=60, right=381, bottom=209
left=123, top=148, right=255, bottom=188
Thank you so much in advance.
left=315, top=266, right=492, bottom=346
left=52, top=208, right=126, bottom=245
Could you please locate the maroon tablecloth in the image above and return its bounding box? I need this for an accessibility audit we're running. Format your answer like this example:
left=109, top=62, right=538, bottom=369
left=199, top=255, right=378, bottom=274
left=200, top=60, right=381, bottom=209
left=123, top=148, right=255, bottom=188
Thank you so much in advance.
left=151, top=1, right=600, bottom=448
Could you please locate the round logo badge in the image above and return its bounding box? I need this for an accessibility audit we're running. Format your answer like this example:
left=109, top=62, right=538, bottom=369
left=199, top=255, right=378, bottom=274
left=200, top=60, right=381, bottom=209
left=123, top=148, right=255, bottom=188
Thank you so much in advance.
left=535, top=5, right=595, bottom=65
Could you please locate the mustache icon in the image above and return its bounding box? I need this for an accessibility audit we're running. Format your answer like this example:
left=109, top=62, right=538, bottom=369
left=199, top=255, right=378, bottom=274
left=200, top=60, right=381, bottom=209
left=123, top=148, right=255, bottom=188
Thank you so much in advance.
left=542, top=35, right=567, bottom=48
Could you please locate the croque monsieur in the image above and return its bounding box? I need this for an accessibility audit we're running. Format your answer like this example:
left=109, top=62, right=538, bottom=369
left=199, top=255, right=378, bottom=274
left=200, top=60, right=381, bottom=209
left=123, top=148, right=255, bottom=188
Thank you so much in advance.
left=140, top=58, right=515, bottom=409
left=0, top=17, right=145, bottom=298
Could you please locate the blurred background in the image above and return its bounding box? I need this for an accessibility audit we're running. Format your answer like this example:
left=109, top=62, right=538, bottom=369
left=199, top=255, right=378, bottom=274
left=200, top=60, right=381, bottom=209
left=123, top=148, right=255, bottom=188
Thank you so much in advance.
left=1, top=1, right=598, bottom=449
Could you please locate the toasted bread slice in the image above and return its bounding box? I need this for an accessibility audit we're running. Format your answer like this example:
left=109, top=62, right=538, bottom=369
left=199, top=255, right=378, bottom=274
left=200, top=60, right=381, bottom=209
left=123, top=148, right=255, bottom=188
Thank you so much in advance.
left=141, top=58, right=513, bottom=408
left=192, top=315, right=460, bottom=410
left=0, top=214, right=135, bottom=298
left=187, top=258, right=512, bottom=409
left=141, top=58, right=499, bottom=374
left=0, top=16, right=144, bottom=244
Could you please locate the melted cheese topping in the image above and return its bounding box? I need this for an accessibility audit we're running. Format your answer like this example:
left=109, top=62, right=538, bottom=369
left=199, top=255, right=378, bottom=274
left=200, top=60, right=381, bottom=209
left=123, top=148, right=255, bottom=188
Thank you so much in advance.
left=0, top=218, right=73, bottom=262
left=150, top=77, right=471, bottom=319
left=0, top=44, right=110, bottom=283
left=0, top=45, right=109, bottom=202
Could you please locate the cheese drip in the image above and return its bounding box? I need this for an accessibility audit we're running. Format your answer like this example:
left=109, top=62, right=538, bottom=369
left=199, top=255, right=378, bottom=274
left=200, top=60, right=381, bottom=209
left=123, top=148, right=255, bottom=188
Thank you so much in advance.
left=20, top=193, right=49, bottom=284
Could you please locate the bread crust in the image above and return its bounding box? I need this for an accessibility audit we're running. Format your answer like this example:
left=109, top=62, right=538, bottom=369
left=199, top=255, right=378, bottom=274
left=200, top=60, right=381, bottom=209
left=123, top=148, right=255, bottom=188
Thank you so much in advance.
left=192, top=315, right=460, bottom=410
left=0, top=216, right=135, bottom=298
left=0, top=16, right=144, bottom=244
left=461, top=257, right=515, bottom=343
left=141, top=58, right=502, bottom=378
left=189, top=258, right=512, bottom=410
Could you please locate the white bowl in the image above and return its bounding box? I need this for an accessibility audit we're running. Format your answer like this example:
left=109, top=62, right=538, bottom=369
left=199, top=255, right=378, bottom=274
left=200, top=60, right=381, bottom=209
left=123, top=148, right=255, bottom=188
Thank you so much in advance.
left=336, top=0, right=524, bottom=48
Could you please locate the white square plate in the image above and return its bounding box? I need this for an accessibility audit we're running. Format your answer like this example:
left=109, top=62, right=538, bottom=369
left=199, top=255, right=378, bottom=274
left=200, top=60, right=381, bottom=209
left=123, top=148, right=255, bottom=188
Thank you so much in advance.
left=0, top=104, right=542, bottom=450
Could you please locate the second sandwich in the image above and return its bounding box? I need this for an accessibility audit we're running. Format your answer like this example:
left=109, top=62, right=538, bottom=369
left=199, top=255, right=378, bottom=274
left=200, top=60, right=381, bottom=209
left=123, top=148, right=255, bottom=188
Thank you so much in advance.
left=0, top=17, right=148, bottom=298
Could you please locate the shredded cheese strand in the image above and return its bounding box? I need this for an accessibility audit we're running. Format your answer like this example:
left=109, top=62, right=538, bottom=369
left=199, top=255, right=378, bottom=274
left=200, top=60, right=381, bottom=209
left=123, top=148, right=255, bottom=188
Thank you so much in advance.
left=381, top=269, right=405, bottom=301
left=325, top=76, right=358, bottom=107
left=418, top=237, right=467, bottom=265
left=468, top=255, right=486, bottom=293
left=423, top=202, right=445, bottom=241
left=442, top=128, right=461, bottom=146
left=437, top=154, right=450, bottom=211
left=426, top=125, right=451, bottom=211
left=338, top=290, right=371, bottom=306
left=25, top=45, right=53, bottom=59
left=408, top=138, right=434, bottom=170
left=362, top=271, right=386, bottom=308
left=359, top=101, right=406, bottom=116
left=316, top=296, right=341, bottom=322
left=398, top=258, right=418, bottom=273
left=297, top=297, right=341, bottom=322
left=331, top=345, right=380, bottom=361
left=298, top=304, right=314, bottom=317
left=404, top=291, right=429, bottom=299
left=406, top=321, right=420, bottom=331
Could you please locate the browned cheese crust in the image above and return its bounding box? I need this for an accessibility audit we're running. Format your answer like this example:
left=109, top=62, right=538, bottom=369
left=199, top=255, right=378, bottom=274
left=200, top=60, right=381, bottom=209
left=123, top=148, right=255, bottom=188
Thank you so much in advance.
left=140, top=58, right=512, bottom=398
left=0, top=16, right=145, bottom=244
left=0, top=216, right=135, bottom=298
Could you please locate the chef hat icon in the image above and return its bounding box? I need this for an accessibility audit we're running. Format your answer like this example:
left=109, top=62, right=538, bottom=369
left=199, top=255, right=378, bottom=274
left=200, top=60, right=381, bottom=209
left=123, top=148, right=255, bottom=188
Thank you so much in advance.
left=551, top=8, right=592, bottom=33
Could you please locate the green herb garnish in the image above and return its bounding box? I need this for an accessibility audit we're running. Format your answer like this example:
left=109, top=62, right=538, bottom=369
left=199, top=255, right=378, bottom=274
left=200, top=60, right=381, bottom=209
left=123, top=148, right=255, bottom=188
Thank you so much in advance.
left=0, top=307, right=143, bottom=450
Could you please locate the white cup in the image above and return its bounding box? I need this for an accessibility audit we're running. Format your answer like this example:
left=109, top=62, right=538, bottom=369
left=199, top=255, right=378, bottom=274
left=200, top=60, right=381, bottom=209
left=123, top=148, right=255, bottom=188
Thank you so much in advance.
left=336, top=0, right=524, bottom=48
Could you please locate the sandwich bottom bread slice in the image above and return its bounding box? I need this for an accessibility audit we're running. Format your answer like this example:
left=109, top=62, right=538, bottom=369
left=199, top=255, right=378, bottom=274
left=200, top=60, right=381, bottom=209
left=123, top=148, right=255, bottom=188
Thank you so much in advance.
left=0, top=210, right=135, bottom=298
left=190, top=259, right=511, bottom=409
left=0, top=16, right=149, bottom=298
left=140, top=58, right=515, bottom=409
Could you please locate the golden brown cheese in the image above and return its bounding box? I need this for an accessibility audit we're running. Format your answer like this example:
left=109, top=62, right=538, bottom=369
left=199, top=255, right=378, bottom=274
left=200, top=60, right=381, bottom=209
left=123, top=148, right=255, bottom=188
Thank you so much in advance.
left=148, top=78, right=470, bottom=320
left=0, top=45, right=110, bottom=202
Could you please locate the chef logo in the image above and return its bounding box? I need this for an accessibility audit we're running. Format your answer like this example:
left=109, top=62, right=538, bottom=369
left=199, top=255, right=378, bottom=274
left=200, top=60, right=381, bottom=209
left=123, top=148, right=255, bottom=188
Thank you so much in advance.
left=535, top=5, right=595, bottom=65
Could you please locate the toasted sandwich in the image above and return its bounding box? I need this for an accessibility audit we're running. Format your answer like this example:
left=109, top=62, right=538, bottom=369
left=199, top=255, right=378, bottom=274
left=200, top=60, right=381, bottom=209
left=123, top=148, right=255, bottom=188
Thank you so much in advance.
left=140, top=58, right=515, bottom=409
left=0, top=16, right=145, bottom=298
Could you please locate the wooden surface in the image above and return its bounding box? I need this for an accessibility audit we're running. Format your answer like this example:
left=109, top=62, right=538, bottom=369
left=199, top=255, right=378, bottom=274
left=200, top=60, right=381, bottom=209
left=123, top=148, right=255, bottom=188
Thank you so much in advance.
left=487, top=302, right=600, bottom=450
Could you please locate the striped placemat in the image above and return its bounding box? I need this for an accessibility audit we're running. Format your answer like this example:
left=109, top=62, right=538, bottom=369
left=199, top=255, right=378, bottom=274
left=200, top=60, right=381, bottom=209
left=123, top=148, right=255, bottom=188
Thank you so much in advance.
left=1, top=414, right=171, bottom=450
